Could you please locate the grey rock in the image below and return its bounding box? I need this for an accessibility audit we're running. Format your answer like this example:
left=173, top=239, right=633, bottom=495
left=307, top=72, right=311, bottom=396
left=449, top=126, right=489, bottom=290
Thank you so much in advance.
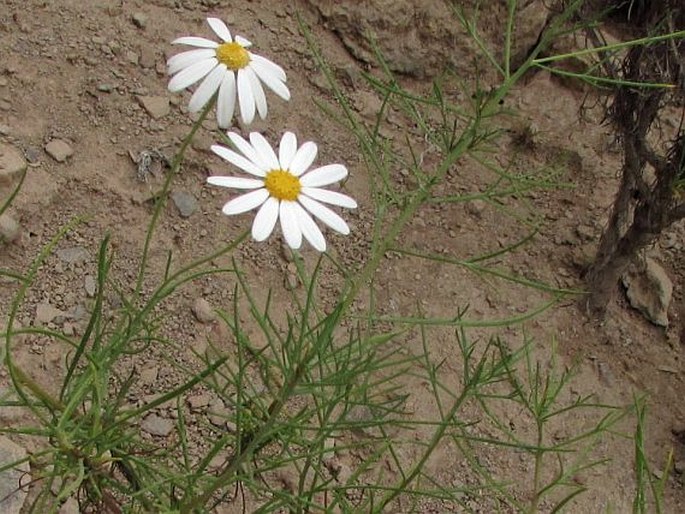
left=139, top=366, right=158, bottom=386
left=35, top=303, right=65, bottom=325
left=190, top=132, right=213, bottom=153
left=45, top=139, right=74, bottom=162
left=139, top=47, right=157, bottom=69
left=622, top=257, right=673, bottom=327
left=132, top=12, right=148, bottom=29
left=84, top=275, right=97, bottom=297
left=0, top=143, right=26, bottom=188
left=57, top=246, right=88, bottom=264
left=308, top=0, right=478, bottom=78
left=137, top=95, right=169, bottom=119
left=140, top=414, right=174, bottom=437
left=511, top=1, right=551, bottom=69
left=24, top=146, right=41, bottom=164
left=191, top=297, right=215, bottom=323
left=0, top=436, right=30, bottom=514
left=58, top=497, right=79, bottom=514
left=208, top=398, right=230, bottom=427
left=187, top=393, right=211, bottom=412
left=68, top=304, right=90, bottom=322
left=171, top=190, right=198, bottom=218
left=0, top=213, right=20, bottom=244
left=124, top=50, right=139, bottom=65
left=466, top=200, right=487, bottom=218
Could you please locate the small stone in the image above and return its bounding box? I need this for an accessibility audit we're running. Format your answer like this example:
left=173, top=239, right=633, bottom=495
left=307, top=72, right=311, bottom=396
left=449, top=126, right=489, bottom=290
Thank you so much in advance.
left=58, top=497, right=79, bottom=514
left=124, top=50, right=139, bottom=65
left=0, top=436, right=30, bottom=514
left=187, top=393, right=211, bottom=412
left=131, top=12, right=147, bottom=29
left=84, top=275, right=96, bottom=297
left=0, top=143, right=26, bottom=188
left=57, top=246, right=88, bottom=265
left=284, top=262, right=300, bottom=290
left=622, top=257, right=673, bottom=327
left=139, top=366, right=158, bottom=386
left=140, top=414, right=173, bottom=437
left=24, top=147, right=41, bottom=164
left=191, top=132, right=213, bottom=153
left=336, top=463, right=352, bottom=484
left=35, top=303, right=65, bottom=325
left=208, top=398, right=230, bottom=427
left=45, top=139, right=74, bottom=163
left=97, top=84, right=114, bottom=93
left=139, top=47, right=157, bottom=69
left=0, top=213, right=20, bottom=244
left=0, top=124, right=9, bottom=136
left=466, top=200, right=486, bottom=218
left=192, top=297, right=215, bottom=323
left=68, top=304, right=90, bottom=322
left=137, top=95, right=169, bottom=119
left=171, top=190, right=198, bottom=218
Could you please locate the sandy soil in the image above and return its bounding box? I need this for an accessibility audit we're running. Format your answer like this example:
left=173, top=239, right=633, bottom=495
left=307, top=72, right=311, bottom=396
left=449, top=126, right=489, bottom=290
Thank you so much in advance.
left=1, top=0, right=684, bottom=512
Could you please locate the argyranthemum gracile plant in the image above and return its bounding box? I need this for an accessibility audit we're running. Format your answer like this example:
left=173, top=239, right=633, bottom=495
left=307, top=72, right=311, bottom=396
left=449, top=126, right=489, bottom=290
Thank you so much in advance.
left=207, top=131, right=357, bottom=252
left=167, top=17, right=290, bottom=127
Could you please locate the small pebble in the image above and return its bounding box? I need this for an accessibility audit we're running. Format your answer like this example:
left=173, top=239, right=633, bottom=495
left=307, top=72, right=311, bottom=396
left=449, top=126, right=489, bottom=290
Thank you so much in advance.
left=0, top=213, right=20, bottom=244
left=191, top=297, right=215, bottom=323
left=45, top=139, right=74, bottom=163
left=137, top=95, right=169, bottom=119
left=131, top=12, right=147, bottom=29
left=171, top=191, right=198, bottom=218
left=140, top=414, right=173, bottom=437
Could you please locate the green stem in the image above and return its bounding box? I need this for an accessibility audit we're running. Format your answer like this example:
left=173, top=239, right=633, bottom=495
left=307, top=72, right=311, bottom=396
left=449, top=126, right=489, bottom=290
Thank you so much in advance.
left=135, top=100, right=215, bottom=295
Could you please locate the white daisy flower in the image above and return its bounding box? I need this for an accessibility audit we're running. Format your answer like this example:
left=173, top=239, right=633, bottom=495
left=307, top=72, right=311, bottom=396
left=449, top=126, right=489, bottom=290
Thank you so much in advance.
left=167, top=17, right=290, bottom=128
left=207, top=131, right=358, bottom=252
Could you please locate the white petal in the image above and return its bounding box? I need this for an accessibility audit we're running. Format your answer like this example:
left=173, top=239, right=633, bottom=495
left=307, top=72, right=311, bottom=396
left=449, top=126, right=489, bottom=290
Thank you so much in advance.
left=299, top=164, right=348, bottom=187
left=211, top=145, right=265, bottom=177
left=168, top=58, right=218, bottom=92
left=250, top=53, right=286, bottom=82
left=252, top=197, right=279, bottom=241
left=301, top=187, right=358, bottom=208
left=207, top=176, right=264, bottom=189
left=222, top=189, right=269, bottom=215
left=288, top=142, right=318, bottom=177
left=216, top=72, right=236, bottom=129
left=249, top=132, right=280, bottom=170
left=207, top=18, right=232, bottom=42
left=250, top=58, right=291, bottom=101
left=246, top=67, right=268, bottom=120
left=278, top=132, right=297, bottom=170
left=298, top=196, right=350, bottom=235
left=188, top=64, right=225, bottom=112
left=167, top=48, right=216, bottom=75
left=279, top=201, right=302, bottom=249
left=227, top=132, right=267, bottom=171
left=237, top=68, right=256, bottom=124
left=292, top=201, right=326, bottom=252
left=172, top=36, right=219, bottom=48
left=235, top=35, right=252, bottom=47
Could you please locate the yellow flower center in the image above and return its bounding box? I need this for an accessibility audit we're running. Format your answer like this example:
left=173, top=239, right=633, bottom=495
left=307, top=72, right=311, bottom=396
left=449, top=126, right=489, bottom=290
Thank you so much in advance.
left=264, top=169, right=301, bottom=201
left=216, top=42, right=250, bottom=70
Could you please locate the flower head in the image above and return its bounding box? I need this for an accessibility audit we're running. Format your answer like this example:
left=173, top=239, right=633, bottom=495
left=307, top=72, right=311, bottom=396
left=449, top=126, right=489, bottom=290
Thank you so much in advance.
left=207, top=132, right=358, bottom=252
left=167, top=18, right=290, bottom=128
